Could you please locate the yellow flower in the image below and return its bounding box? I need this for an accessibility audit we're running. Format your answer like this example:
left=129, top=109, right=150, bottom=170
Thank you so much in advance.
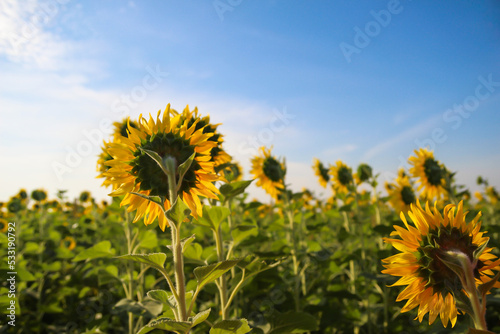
left=178, top=105, right=232, bottom=167
left=61, top=236, right=76, bottom=251
left=97, top=119, right=139, bottom=187
left=382, top=201, right=500, bottom=328
left=409, top=148, right=447, bottom=200
left=103, top=105, right=220, bottom=231
left=250, top=147, right=285, bottom=200
left=329, top=160, right=353, bottom=196
left=312, top=158, right=330, bottom=188
left=0, top=218, right=8, bottom=233
left=486, top=186, right=499, bottom=205
left=385, top=172, right=416, bottom=214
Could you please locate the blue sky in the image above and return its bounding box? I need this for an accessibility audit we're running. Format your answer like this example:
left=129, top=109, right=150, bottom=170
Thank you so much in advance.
left=1, top=0, right=499, bottom=202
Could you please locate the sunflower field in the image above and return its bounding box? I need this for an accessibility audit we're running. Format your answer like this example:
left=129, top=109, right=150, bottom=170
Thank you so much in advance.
left=1, top=106, right=500, bottom=334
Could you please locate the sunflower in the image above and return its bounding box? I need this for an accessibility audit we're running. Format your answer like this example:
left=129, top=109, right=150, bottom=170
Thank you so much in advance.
left=409, top=148, right=447, bottom=200
left=313, top=158, right=330, bottom=188
left=329, top=160, right=353, bottom=196
left=31, top=189, right=47, bottom=202
left=382, top=201, right=500, bottom=327
left=250, top=146, right=285, bottom=200
left=177, top=105, right=232, bottom=168
left=355, top=163, right=373, bottom=185
left=103, top=105, right=220, bottom=231
left=61, top=236, right=77, bottom=251
left=220, top=161, right=243, bottom=182
left=385, top=170, right=416, bottom=214
left=0, top=218, right=8, bottom=233
left=97, top=119, right=140, bottom=187
left=486, top=186, right=499, bottom=205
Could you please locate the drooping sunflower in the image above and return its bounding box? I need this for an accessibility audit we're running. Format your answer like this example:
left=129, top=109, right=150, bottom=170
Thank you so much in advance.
left=329, top=160, right=353, bottom=196
left=103, top=105, right=220, bottom=231
left=220, top=161, right=243, bottom=182
left=355, top=163, right=373, bottom=185
left=409, top=148, right=447, bottom=200
left=385, top=170, right=416, bottom=214
left=177, top=105, right=232, bottom=168
left=313, top=158, right=330, bottom=188
left=382, top=201, right=500, bottom=328
left=250, top=146, right=286, bottom=200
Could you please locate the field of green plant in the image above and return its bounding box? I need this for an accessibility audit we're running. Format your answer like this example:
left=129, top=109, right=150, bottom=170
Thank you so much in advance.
left=1, top=107, right=499, bottom=334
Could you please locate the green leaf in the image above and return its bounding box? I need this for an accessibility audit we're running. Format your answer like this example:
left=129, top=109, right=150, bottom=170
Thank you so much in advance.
left=237, top=255, right=283, bottom=279
left=23, top=241, right=41, bottom=254
left=191, top=308, right=211, bottom=327
left=194, top=205, right=230, bottom=232
left=138, top=230, right=159, bottom=250
left=231, top=225, right=258, bottom=246
left=139, top=147, right=170, bottom=177
left=73, top=241, right=115, bottom=262
left=137, top=317, right=192, bottom=334
left=194, top=259, right=240, bottom=289
left=184, top=242, right=204, bottom=264
left=209, top=319, right=251, bottom=334
left=166, top=197, right=191, bottom=226
left=147, top=289, right=175, bottom=308
left=177, top=152, right=196, bottom=186
left=114, top=298, right=162, bottom=317
left=268, top=311, right=318, bottom=333
left=219, top=180, right=253, bottom=199
left=117, top=253, right=168, bottom=271
left=16, top=267, right=36, bottom=281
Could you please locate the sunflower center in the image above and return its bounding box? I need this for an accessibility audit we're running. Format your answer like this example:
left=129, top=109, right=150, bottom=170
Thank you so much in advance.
left=417, top=227, right=483, bottom=293
left=263, top=157, right=284, bottom=182
left=337, top=166, right=352, bottom=186
left=131, top=133, right=199, bottom=199
left=400, top=186, right=415, bottom=205
left=423, top=158, right=443, bottom=186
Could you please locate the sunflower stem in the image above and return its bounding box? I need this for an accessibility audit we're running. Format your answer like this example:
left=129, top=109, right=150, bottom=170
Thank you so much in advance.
left=446, top=250, right=488, bottom=331
left=164, top=155, right=188, bottom=321
left=284, top=189, right=301, bottom=312
left=214, top=223, right=229, bottom=320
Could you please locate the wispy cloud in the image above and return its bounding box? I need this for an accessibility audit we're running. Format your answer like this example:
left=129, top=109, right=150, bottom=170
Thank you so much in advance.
left=363, top=114, right=442, bottom=161
left=321, top=144, right=358, bottom=159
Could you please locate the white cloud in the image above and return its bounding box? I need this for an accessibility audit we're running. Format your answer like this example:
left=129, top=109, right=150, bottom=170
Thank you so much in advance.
left=321, top=144, right=358, bottom=160
left=362, top=114, right=442, bottom=161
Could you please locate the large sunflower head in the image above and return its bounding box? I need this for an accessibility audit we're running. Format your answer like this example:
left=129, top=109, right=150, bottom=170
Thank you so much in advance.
left=313, top=158, right=330, bottom=188
left=250, top=146, right=286, bottom=200
left=409, top=148, right=447, bottom=200
left=385, top=172, right=416, bottom=214
left=103, top=105, right=221, bottom=231
left=329, top=160, right=353, bottom=196
left=382, top=201, right=500, bottom=328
